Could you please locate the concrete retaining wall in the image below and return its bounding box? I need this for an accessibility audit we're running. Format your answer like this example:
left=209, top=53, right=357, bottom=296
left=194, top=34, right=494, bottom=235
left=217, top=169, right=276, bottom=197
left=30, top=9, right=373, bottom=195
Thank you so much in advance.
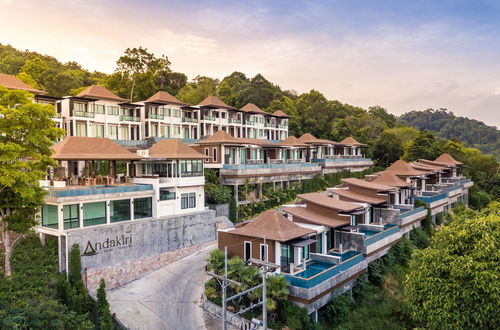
left=208, top=203, right=230, bottom=218
left=66, top=210, right=217, bottom=271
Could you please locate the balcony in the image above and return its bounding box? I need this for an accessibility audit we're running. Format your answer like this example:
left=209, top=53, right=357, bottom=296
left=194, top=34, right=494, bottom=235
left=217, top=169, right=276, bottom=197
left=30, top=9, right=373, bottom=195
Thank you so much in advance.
left=246, top=120, right=256, bottom=126
left=203, top=115, right=216, bottom=121
left=228, top=118, right=241, bottom=124
left=182, top=117, right=198, bottom=123
left=149, top=114, right=164, bottom=120
left=413, top=192, right=448, bottom=208
left=221, top=162, right=321, bottom=184
left=337, top=224, right=401, bottom=257
left=119, top=115, right=140, bottom=122
left=73, top=111, right=95, bottom=118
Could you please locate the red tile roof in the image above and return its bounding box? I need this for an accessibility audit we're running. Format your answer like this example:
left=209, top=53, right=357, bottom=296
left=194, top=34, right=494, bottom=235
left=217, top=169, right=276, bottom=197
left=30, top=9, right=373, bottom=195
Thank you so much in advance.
left=433, top=153, right=463, bottom=166
left=0, top=73, right=47, bottom=95
left=146, top=91, right=187, bottom=106
left=271, top=110, right=292, bottom=118
left=230, top=210, right=315, bottom=242
left=283, top=207, right=350, bottom=228
left=370, top=171, right=412, bottom=187
left=76, top=85, right=127, bottom=102
left=197, top=96, right=235, bottom=109
left=51, top=137, right=141, bottom=160
left=297, top=193, right=363, bottom=212
left=277, top=136, right=309, bottom=147
left=241, top=103, right=268, bottom=114
left=341, top=177, right=395, bottom=191
left=340, top=137, right=366, bottom=146
left=386, top=160, right=428, bottom=177
left=332, top=189, right=388, bottom=204
left=148, top=139, right=205, bottom=159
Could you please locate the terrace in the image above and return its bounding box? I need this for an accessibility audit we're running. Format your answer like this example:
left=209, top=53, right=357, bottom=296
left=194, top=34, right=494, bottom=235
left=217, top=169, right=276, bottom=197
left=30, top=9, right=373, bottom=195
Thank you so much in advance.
left=44, top=183, right=153, bottom=198
left=336, top=223, right=401, bottom=257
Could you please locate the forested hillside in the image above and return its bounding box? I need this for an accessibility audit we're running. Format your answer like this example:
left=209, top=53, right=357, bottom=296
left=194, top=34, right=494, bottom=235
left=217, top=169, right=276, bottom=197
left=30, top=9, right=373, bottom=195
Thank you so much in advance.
left=400, top=109, right=499, bottom=159
left=1, top=43, right=498, bottom=208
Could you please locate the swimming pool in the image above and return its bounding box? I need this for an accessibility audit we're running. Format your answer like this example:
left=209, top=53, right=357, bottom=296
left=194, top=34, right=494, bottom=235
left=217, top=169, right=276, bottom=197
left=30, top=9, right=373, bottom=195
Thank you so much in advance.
left=295, top=261, right=335, bottom=279
left=329, top=250, right=360, bottom=262
left=358, top=224, right=394, bottom=237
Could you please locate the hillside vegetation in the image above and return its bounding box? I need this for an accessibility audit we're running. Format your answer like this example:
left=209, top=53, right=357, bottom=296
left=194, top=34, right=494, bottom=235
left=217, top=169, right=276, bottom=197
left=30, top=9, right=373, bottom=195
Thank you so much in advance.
left=400, top=109, right=499, bottom=159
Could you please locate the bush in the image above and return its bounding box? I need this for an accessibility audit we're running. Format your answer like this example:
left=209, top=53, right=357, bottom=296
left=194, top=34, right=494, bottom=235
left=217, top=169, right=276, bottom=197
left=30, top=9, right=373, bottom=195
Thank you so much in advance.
left=321, top=293, right=353, bottom=324
left=390, top=238, right=414, bottom=266
left=97, top=279, right=113, bottom=330
left=410, top=228, right=430, bottom=249
left=274, top=300, right=313, bottom=330
left=368, top=259, right=387, bottom=286
left=352, top=274, right=373, bottom=300
left=205, top=183, right=232, bottom=204
left=229, top=197, right=237, bottom=222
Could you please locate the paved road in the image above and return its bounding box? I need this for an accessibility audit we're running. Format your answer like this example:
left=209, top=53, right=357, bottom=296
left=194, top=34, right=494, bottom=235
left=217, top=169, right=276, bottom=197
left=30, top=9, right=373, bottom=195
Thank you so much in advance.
left=108, top=243, right=221, bottom=330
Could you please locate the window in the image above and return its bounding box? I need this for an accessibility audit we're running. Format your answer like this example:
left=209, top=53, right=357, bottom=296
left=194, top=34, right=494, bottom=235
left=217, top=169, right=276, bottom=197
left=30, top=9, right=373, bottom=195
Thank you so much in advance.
left=94, top=104, right=105, bottom=114
left=302, top=244, right=310, bottom=260
left=108, top=126, right=118, bottom=139
left=174, top=126, right=181, bottom=135
left=159, top=189, right=176, bottom=201
left=317, top=233, right=323, bottom=253
left=76, top=123, right=87, bottom=137
left=260, top=244, right=268, bottom=262
left=83, top=202, right=106, bottom=227
left=63, top=204, right=79, bottom=229
left=181, top=193, right=196, bottom=209
left=120, top=126, right=129, bottom=140
left=162, top=107, right=171, bottom=117
left=189, top=192, right=196, bottom=208
left=151, top=123, right=158, bottom=137
left=163, top=125, right=171, bottom=138
left=204, top=148, right=209, bottom=162
left=244, top=241, right=252, bottom=261
left=42, top=204, right=58, bottom=229
left=281, top=244, right=291, bottom=267
left=181, top=193, right=189, bottom=209
left=110, top=199, right=130, bottom=223
left=212, top=148, right=217, bottom=162
left=180, top=160, right=203, bottom=177
left=221, top=112, right=226, bottom=119
left=107, top=106, right=119, bottom=115
left=74, top=102, right=87, bottom=112
left=173, top=109, right=181, bottom=117
left=134, top=197, right=152, bottom=219
left=92, top=124, right=104, bottom=137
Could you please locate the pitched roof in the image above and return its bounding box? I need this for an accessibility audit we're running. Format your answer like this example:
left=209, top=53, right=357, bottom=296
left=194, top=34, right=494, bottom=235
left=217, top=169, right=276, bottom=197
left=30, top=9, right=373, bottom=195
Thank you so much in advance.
left=331, top=189, right=388, bottom=205
left=340, top=137, right=366, bottom=146
left=410, top=162, right=445, bottom=173
left=197, top=96, right=235, bottom=109
left=371, top=171, right=412, bottom=188
left=271, top=110, right=292, bottom=118
left=298, top=133, right=321, bottom=143
left=196, top=130, right=243, bottom=145
left=230, top=210, right=315, bottom=242
left=283, top=207, right=351, bottom=228
left=386, top=160, right=428, bottom=177
left=434, top=153, right=463, bottom=166
left=297, top=193, right=363, bottom=212
left=241, top=103, right=268, bottom=114
left=51, top=137, right=141, bottom=160
left=148, top=139, right=205, bottom=159
left=0, top=73, right=47, bottom=95
left=76, top=85, right=127, bottom=102
left=277, top=136, right=309, bottom=147
left=341, top=177, right=395, bottom=192
left=146, top=91, right=187, bottom=106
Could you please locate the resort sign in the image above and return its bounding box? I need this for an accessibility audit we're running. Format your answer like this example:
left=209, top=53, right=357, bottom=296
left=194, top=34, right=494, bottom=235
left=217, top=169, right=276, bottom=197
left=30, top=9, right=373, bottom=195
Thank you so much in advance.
left=81, top=233, right=133, bottom=256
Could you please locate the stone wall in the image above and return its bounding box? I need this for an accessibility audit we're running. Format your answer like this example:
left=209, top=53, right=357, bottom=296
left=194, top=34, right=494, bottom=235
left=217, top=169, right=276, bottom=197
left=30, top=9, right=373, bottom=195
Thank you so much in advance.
left=86, top=240, right=214, bottom=291
left=65, top=210, right=217, bottom=283
left=208, top=203, right=230, bottom=218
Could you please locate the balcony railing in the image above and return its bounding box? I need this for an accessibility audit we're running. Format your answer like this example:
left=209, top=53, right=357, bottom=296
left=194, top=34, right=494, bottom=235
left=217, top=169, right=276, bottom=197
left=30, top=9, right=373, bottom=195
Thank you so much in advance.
left=46, top=183, right=153, bottom=197
left=228, top=118, right=241, bottom=124
left=246, top=120, right=256, bottom=126
left=182, top=117, right=198, bottom=123
left=413, top=192, right=448, bottom=204
left=283, top=252, right=364, bottom=289
left=73, top=111, right=95, bottom=118
left=203, top=115, right=216, bottom=121
left=312, top=157, right=372, bottom=163
left=119, top=115, right=140, bottom=122
left=399, top=206, right=426, bottom=219
left=149, top=114, right=164, bottom=120
left=362, top=224, right=400, bottom=246
left=223, top=162, right=319, bottom=170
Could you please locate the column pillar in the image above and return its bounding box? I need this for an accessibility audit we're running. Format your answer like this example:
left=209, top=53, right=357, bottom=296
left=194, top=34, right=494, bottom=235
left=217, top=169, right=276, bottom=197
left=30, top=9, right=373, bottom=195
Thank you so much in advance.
left=258, top=183, right=263, bottom=198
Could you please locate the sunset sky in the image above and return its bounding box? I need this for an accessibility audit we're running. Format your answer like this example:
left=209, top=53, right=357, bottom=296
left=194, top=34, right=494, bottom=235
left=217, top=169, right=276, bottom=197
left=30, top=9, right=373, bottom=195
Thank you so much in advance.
left=1, top=0, right=499, bottom=127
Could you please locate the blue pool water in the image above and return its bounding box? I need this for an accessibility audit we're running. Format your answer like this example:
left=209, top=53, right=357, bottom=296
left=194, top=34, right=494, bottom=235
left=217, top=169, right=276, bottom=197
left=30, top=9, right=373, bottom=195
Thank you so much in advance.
left=330, top=250, right=359, bottom=262
left=358, top=224, right=393, bottom=237
left=295, top=261, right=334, bottom=279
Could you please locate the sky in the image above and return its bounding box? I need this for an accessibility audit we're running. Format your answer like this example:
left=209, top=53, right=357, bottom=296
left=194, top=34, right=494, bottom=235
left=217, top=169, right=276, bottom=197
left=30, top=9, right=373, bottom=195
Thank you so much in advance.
left=1, top=0, right=499, bottom=127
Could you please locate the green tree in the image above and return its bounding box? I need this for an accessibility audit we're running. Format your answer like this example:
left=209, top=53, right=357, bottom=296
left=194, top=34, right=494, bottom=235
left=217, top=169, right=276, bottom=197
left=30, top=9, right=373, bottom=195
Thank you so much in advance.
left=205, top=248, right=225, bottom=275
left=371, top=131, right=404, bottom=167
left=229, top=196, right=238, bottom=222
left=97, top=279, right=113, bottom=330
left=176, top=76, right=219, bottom=105
left=0, top=88, right=64, bottom=277
left=405, top=210, right=500, bottom=329
left=265, top=275, right=289, bottom=315
left=404, top=131, right=442, bottom=161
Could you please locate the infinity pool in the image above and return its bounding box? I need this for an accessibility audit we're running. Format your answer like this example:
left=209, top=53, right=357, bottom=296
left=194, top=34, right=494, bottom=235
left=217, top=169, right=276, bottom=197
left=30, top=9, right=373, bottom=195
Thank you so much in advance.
left=295, top=261, right=334, bottom=279
left=329, top=250, right=359, bottom=262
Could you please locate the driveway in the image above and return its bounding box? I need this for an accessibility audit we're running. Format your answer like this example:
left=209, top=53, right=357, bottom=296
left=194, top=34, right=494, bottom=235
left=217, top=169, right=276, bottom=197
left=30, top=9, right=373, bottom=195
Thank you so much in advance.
left=108, top=243, right=221, bottom=330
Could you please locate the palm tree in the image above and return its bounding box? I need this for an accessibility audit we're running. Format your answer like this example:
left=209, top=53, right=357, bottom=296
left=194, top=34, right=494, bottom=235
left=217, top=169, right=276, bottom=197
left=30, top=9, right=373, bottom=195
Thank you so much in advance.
left=266, top=275, right=290, bottom=319
left=205, top=249, right=224, bottom=274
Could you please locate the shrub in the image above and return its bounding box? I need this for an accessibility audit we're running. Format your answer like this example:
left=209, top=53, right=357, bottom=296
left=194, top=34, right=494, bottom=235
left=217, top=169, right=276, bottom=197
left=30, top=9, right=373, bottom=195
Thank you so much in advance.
left=410, top=228, right=430, bottom=249
left=321, top=293, right=353, bottom=324
left=229, top=197, right=238, bottom=222
left=97, top=279, right=113, bottom=330
left=275, top=300, right=313, bottom=330
left=206, top=183, right=232, bottom=204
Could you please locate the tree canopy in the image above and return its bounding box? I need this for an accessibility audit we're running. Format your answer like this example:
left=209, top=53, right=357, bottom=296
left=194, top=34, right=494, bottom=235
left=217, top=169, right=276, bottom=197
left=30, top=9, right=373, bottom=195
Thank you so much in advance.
left=405, top=204, right=500, bottom=329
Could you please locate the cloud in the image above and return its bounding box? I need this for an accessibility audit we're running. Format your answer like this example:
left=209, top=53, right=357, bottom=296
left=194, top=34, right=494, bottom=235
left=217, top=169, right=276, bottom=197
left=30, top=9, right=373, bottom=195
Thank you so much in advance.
left=0, top=0, right=499, bottom=127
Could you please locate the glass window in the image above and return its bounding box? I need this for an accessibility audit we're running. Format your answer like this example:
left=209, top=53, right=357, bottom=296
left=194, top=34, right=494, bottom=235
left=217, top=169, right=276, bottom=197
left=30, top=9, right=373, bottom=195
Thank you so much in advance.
left=74, top=102, right=87, bottom=112
left=108, top=126, right=118, bottom=139
left=92, top=124, right=104, bottom=138
left=63, top=204, right=79, bottom=229
left=42, top=204, right=58, bottom=229
left=134, top=197, right=152, bottom=219
left=317, top=233, right=323, bottom=253
left=83, top=202, right=106, bottom=227
left=159, top=189, right=176, bottom=201
left=163, top=125, right=171, bottom=138
left=302, top=245, right=309, bottom=260
left=213, top=148, right=217, bottom=162
left=281, top=244, right=291, bottom=267
left=76, top=123, right=87, bottom=137
left=107, top=106, right=119, bottom=115
left=181, top=193, right=189, bottom=209
left=180, top=160, right=203, bottom=177
left=94, top=104, right=105, bottom=114
left=120, top=126, right=129, bottom=140
left=110, top=199, right=130, bottom=223
left=189, top=192, right=196, bottom=208
left=260, top=244, right=268, bottom=261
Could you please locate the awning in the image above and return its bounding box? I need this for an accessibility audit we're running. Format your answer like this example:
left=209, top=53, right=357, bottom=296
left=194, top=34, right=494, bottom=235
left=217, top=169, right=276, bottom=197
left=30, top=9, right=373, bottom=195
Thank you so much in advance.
left=287, top=237, right=317, bottom=247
